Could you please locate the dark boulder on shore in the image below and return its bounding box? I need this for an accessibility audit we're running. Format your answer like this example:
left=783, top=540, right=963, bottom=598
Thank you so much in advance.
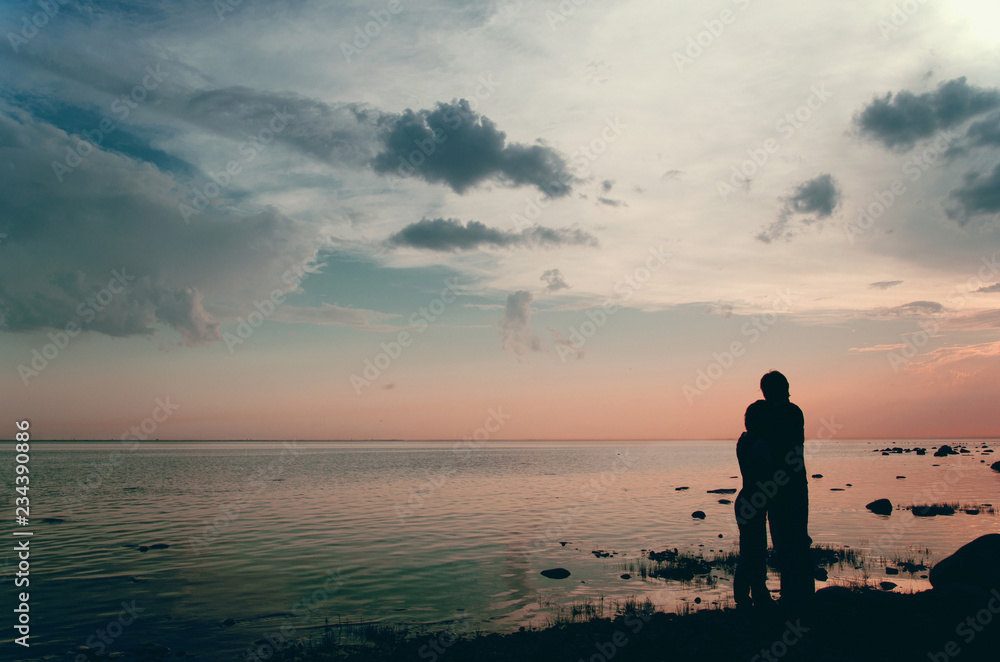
left=691, top=510, right=706, bottom=520
left=933, top=445, right=957, bottom=457
left=540, top=568, right=571, bottom=579
left=930, top=534, right=1000, bottom=596
left=991, top=461, right=1000, bottom=472
left=913, top=504, right=955, bottom=517
left=866, top=499, right=893, bottom=516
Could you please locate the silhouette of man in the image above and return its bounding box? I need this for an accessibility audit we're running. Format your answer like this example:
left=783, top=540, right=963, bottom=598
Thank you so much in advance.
left=734, top=404, right=774, bottom=607
left=743, top=370, right=814, bottom=607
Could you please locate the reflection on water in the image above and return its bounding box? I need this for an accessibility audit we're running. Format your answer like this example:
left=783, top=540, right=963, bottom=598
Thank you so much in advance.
left=3, top=439, right=997, bottom=659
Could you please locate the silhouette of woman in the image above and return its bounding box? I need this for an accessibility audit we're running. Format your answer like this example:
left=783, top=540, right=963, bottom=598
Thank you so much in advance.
left=734, top=403, right=773, bottom=607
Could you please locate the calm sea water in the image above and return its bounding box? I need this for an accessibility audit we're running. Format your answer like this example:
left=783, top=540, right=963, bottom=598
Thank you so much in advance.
left=2, top=439, right=997, bottom=660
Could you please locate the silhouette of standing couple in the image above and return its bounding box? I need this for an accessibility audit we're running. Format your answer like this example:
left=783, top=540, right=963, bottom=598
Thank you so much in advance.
left=734, top=371, right=814, bottom=609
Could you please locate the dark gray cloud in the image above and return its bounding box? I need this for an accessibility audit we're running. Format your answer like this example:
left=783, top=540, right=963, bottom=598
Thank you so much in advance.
left=757, top=174, right=841, bottom=243
left=976, top=283, right=1000, bottom=293
left=854, top=77, right=1000, bottom=150
left=945, top=162, right=1000, bottom=226
left=385, top=218, right=598, bottom=251
left=540, top=269, right=570, bottom=293
left=869, top=280, right=903, bottom=290
left=597, top=197, right=627, bottom=207
left=372, top=100, right=579, bottom=196
left=0, top=103, right=324, bottom=345
left=499, top=290, right=543, bottom=358
left=182, top=86, right=376, bottom=166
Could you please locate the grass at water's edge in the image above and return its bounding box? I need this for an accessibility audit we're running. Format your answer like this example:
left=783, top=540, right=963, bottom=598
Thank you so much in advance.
left=253, top=583, right=999, bottom=662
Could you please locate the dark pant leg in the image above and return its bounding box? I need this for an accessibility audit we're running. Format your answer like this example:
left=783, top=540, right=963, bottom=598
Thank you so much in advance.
left=735, top=488, right=768, bottom=597
left=768, top=486, right=813, bottom=603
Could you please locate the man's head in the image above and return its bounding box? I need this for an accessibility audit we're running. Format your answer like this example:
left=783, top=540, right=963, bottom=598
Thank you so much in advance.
left=760, top=370, right=789, bottom=402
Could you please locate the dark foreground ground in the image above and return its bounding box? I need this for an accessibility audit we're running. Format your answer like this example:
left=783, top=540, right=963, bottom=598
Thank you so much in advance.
left=255, top=584, right=998, bottom=662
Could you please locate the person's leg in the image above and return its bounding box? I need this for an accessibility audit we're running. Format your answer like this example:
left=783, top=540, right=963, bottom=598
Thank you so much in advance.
left=735, top=490, right=768, bottom=605
left=770, top=488, right=813, bottom=606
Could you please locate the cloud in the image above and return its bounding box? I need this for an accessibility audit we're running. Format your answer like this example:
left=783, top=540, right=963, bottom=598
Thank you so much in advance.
left=0, top=103, right=325, bottom=346
left=757, top=174, right=841, bottom=242
left=869, top=280, right=903, bottom=290
left=499, top=290, right=544, bottom=358
left=944, top=162, right=1000, bottom=226
left=905, top=341, right=1000, bottom=371
left=942, top=309, right=1000, bottom=330
left=548, top=326, right=583, bottom=361
left=385, top=218, right=598, bottom=251
left=854, top=77, right=1000, bottom=150
left=597, top=197, right=627, bottom=207
left=705, top=302, right=734, bottom=318
left=977, top=283, right=1000, bottom=293
left=269, top=304, right=398, bottom=331
left=540, top=269, right=570, bottom=293
left=848, top=344, right=908, bottom=353
left=869, top=300, right=944, bottom=318
left=371, top=99, right=578, bottom=196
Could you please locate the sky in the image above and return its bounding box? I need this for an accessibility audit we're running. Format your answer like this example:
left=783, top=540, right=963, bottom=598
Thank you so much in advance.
left=1, top=0, right=1000, bottom=441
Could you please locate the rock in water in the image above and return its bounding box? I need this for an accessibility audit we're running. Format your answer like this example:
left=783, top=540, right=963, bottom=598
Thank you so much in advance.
left=933, top=445, right=955, bottom=457
left=866, top=499, right=893, bottom=516
left=991, top=461, right=1000, bottom=473
left=540, top=568, right=571, bottom=579
left=880, top=582, right=897, bottom=591
left=691, top=511, right=706, bottom=520
left=811, top=474, right=823, bottom=478
left=707, top=488, right=737, bottom=494
left=930, top=534, right=1000, bottom=595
